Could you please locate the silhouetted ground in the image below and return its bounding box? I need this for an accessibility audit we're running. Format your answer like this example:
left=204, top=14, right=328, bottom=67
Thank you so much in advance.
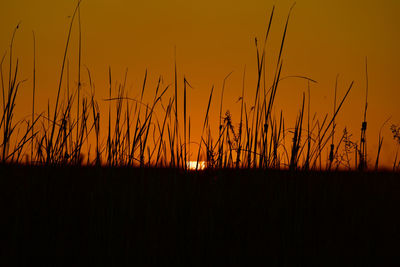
left=1, top=165, right=399, bottom=266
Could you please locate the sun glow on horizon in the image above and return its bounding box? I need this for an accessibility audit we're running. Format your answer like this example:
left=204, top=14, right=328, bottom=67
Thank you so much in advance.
left=186, top=161, right=206, bottom=170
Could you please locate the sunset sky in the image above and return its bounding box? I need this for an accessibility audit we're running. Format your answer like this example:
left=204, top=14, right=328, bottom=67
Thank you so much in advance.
left=0, top=0, right=399, bottom=167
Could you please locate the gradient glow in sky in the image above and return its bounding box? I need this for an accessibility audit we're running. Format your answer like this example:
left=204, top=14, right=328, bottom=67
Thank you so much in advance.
left=0, top=0, right=399, bottom=167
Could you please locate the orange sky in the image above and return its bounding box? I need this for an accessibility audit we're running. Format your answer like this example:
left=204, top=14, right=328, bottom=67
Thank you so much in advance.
left=0, top=0, right=399, bottom=167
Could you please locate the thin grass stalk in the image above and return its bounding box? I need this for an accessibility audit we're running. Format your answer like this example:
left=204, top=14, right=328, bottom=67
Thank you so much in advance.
left=375, top=118, right=390, bottom=170
left=107, top=67, right=112, bottom=165
left=1, top=23, right=19, bottom=162
left=328, top=75, right=338, bottom=170
left=196, top=86, right=214, bottom=170
left=30, top=31, right=37, bottom=164
left=174, top=49, right=179, bottom=168
left=0, top=52, right=6, bottom=112
left=8, top=23, right=20, bottom=102
left=393, top=146, right=399, bottom=172
left=76, top=5, right=82, bottom=162
left=129, top=70, right=148, bottom=165
left=289, top=93, right=305, bottom=170
left=183, top=77, right=191, bottom=169
left=155, top=99, right=172, bottom=166
left=304, top=82, right=311, bottom=170
left=236, top=66, right=246, bottom=168
left=359, top=57, right=368, bottom=170
left=48, top=1, right=81, bottom=164
left=244, top=104, right=251, bottom=167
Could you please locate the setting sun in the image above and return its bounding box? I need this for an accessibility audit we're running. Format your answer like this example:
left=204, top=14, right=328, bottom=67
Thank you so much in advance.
left=186, top=161, right=206, bottom=170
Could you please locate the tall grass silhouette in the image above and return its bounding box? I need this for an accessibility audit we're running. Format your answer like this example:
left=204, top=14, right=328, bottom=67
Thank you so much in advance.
left=0, top=2, right=398, bottom=171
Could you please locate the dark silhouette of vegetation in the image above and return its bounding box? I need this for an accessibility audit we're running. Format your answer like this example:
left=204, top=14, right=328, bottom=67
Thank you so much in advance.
left=1, top=3, right=397, bottom=171
left=1, top=2, right=400, bottom=266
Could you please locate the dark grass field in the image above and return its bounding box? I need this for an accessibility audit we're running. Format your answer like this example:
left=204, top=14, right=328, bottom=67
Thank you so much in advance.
left=1, top=165, right=400, bottom=266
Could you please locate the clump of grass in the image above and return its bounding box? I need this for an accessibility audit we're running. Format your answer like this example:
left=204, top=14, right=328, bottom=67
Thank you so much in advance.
left=0, top=3, right=397, bottom=172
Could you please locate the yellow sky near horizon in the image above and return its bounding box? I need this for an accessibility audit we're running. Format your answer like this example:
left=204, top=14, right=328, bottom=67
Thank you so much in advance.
left=0, top=0, right=399, bottom=167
